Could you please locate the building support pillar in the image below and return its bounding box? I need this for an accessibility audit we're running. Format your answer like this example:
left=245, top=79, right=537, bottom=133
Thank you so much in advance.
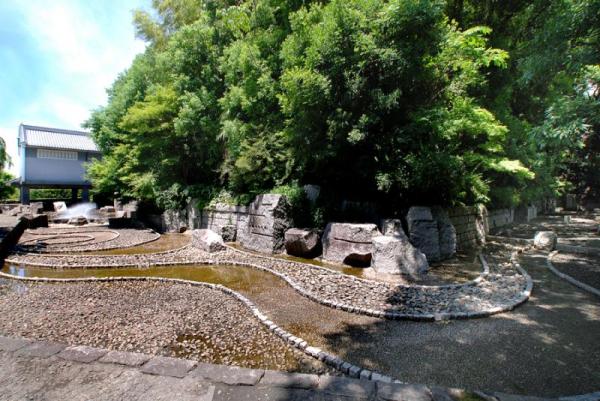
left=82, top=188, right=90, bottom=203
left=20, top=186, right=30, bottom=205
left=71, top=188, right=78, bottom=204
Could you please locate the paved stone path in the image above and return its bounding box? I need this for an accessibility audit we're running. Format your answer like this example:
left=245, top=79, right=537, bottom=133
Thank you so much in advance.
left=0, top=336, right=483, bottom=401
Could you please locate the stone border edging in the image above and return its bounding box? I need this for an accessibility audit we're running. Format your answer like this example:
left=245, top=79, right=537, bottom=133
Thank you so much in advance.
left=555, top=243, right=600, bottom=257
left=226, top=244, right=490, bottom=290
left=4, top=243, right=532, bottom=321
left=0, top=271, right=394, bottom=383
left=5, top=244, right=193, bottom=267
left=546, top=252, right=600, bottom=298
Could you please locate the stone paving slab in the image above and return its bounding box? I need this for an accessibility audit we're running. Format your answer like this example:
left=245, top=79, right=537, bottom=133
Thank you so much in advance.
left=98, top=350, right=152, bottom=367
left=141, top=355, right=197, bottom=378
left=377, top=382, right=433, bottom=401
left=58, top=345, right=108, bottom=363
left=318, top=375, right=376, bottom=399
left=260, top=370, right=319, bottom=389
left=0, top=335, right=31, bottom=352
left=0, top=335, right=578, bottom=401
left=192, top=362, right=265, bottom=385
left=14, top=341, right=66, bottom=358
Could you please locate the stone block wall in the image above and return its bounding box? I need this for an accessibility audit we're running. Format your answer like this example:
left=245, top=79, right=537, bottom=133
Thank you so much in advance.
left=487, top=208, right=514, bottom=229
left=200, top=203, right=249, bottom=241
left=447, top=205, right=487, bottom=250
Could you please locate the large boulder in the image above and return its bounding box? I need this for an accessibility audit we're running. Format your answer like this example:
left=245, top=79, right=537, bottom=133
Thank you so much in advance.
left=322, top=223, right=381, bottom=266
left=533, top=231, right=557, bottom=251
left=431, top=207, right=457, bottom=260
left=238, top=194, right=291, bottom=254
left=381, top=219, right=404, bottom=236
left=372, top=233, right=429, bottom=276
left=192, top=229, right=225, bottom=253
left=284, top=228, right=320, bottom=258
left=406, top=207, right=441, bottom=262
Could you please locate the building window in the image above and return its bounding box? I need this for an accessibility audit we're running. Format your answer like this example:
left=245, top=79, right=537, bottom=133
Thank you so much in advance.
left=37, top=149, right=78, bottom=160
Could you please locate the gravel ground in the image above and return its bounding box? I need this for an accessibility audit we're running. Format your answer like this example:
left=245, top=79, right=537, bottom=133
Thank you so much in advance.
left=17, top=227, right=160, bottom=253
left=5, top=243, right=529, bottom=317
left=551, top=252, right=600, bottom=289
left=233, top=245, right=600, bottom=397
left=0, top=279, right=331, bottom=374
left=492, top=212, right=600, bottom=248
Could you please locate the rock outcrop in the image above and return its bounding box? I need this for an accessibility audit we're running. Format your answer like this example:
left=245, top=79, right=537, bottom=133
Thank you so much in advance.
left=238, top=194, right=291, bottom=254
left=431, top=207, right=457, bottom=260
left=371, top=232, right=429, bottom=276
left=406, top=207, right=441, bottom=262
left=533, top=231, right=557, bottom=251
left=284, top=228, right=321, bottom=258
left=192, top=229, right=225, bottom=253
left=322, top=223, right=381, bottom=266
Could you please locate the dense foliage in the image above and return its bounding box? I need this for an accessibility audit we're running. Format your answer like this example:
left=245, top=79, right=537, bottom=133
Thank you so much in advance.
left=86, top=0, right=600, bottom=215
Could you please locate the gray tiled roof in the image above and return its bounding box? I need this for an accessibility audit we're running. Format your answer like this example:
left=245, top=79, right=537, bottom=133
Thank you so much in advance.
left=19, top=124, right=100, bottom=152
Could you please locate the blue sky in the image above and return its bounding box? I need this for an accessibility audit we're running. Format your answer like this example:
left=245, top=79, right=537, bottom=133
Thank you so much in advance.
left=0, top=0, right=149, bottom=175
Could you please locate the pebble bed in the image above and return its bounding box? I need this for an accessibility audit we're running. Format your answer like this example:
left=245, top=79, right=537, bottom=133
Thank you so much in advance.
left=6, top=242, right=530, bottom=319
left=16, top=227, right=160, bottom=253
left=0, top=279, right=331, bottom=374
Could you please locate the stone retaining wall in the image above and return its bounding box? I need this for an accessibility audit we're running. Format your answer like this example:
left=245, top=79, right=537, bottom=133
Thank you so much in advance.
left=447, top=205, right=487, bottom=250
left=200, top=203, right=249, bottom=241
left=487, top=208, right=514, bottom=229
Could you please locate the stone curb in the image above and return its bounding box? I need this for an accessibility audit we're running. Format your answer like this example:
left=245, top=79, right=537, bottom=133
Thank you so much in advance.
left=546, top=252, right=600, bottom=298
left=555, top=243, right=600, bottom=257
left=0, top=334, right=560, bottom=400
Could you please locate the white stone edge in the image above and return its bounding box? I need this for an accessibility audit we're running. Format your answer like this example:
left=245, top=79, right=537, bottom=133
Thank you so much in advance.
left=546, top=251, right=600, bottom=298
left=4, top=245, right=530, bottom=321
left=0, top=271, right=394, bottom=383
left=555, top=243, right=600, bottom=257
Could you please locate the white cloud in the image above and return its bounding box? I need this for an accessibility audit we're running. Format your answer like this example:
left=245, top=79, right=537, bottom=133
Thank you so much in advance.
left=2, top=0, right=148, bottom=176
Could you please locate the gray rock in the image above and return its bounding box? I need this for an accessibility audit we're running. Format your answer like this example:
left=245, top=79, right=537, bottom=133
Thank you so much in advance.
left=303, top=184, right=321, bottom=203
left=318, top=375, right=376, bottom=398
left=220, top=224, right=236, bottom=242
left=284, top=228, right=320, bottom=258
left=406, top=207, right=441, bottom=263
left=99, top=350, right=151, bottom=367
left=14, top=341, right=66, bottom=358
left=381, top=219, right=404, bottom=236
left=371, top=234, right=429, bottom=276
left=238, top=194, right=291, bottom=254
left=322, top=223, right=381, bottom=266
left=376, top=382, right=433, bottom=401
left=191, top=229, right=225, bottom=253
left=533, top=231, right=557, bottom=251
left=432, top=207, right=457, bottom=260
left=192, top=362, right=264, bottom=385
left=0, top=336, right=32, bottom=352
left=58, top=345, right=107, bottom=363
left=140, top=356, right=196, bottom=378
left=260, top=370, right=319, bottom=389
